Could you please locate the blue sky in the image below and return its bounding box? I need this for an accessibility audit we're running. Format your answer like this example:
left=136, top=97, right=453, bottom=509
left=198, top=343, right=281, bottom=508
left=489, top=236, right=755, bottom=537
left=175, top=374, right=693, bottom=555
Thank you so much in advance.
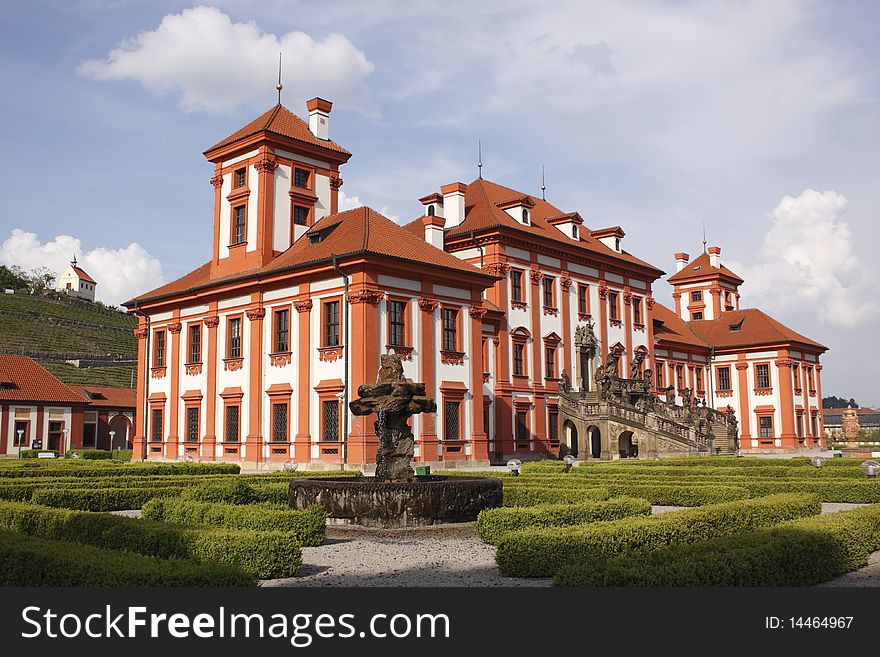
left=1, top=0, right=878, bottom=405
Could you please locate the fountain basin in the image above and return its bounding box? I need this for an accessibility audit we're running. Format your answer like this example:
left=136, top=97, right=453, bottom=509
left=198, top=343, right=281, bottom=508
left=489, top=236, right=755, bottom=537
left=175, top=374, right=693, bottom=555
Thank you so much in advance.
left=288, top=476, right=503, bottom=528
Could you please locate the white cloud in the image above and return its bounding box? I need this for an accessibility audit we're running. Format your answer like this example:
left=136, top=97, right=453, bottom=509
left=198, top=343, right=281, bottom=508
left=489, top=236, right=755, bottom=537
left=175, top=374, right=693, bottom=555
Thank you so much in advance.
left=78, top=5, right=376, bottom=116
left=338, top=190, right=399, bottom=223
left=0, top=229, right=164, bottom=307
left=727, top=190, right=878, bottom=328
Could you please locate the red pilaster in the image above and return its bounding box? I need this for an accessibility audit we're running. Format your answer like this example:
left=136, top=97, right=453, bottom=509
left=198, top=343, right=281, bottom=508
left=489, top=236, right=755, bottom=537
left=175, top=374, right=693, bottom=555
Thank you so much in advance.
left=133, top=324, right=148, bottom=460
left=165, top=318, right=182, bottom=459
left=202, top=312, right=220, bottom=460
left=294, top=294, right=312, bottom=463
left=418, top=294, right=439, bottom=461
left=245, top=302, right=265, bottom=465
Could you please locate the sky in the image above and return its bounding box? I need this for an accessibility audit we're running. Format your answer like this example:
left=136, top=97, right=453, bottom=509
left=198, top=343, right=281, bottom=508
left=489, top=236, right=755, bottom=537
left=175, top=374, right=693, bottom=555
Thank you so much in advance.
left=0, top=0, right=877, bottom=405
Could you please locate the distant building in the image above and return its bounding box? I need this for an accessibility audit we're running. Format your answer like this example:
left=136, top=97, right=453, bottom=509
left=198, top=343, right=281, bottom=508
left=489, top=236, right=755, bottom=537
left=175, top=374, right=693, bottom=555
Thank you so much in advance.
left=824, top=406, right=880, bottom=442
left=57, top=256, right=97, bottom=302
left=0, top=355, right=135, bottom=454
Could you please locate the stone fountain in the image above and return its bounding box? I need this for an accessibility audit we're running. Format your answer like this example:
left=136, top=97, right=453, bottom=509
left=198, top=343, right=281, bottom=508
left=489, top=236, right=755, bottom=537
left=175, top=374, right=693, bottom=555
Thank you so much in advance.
left=288, top=354, right=502, bottom=528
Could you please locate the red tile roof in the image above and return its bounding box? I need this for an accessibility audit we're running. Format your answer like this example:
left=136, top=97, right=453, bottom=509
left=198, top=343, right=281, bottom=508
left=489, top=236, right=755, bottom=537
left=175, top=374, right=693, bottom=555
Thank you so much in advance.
left=687, top=308, right=828, bottom=351
left=204, top=104, right=351, bottom=157
left=667, top=252, right=743, bottom=285
left=71, top=266, right=96, bottom=284
left=0, top=356, right=89, bottom=404
left=80, top=386, right=136, bottom=409
left=126, top=207, right=495, bottom=305
left=404, top=178, right=664, bottom=277
left=652, top=303, right=709, bottom=349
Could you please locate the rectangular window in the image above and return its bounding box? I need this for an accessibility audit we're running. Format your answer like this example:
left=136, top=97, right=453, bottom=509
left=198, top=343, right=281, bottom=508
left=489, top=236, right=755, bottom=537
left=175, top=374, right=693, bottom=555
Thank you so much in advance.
left=608, top=292, right=619, bottom=320
left=578, top=285, right=588, bottom=315
left=233, top=205, right=246, bottom=244
left=511, top=270, right=523, bottom=302
left=548, top=411, right=559, bottom=443
left=695, top=367, right=704, bottom=393
left=442, top=308, right=458, bottom=352
left=676, top=365, right=684, bottom=390
left=811, top=414, right=818, bottom=437
left=151, top=408, right=163, bottom=442
left=189, top=324, right=201, bottom=363
left=294, top=168, right=310, bottom=189
left=796, top=414, right=804, bottom=438
left=185, top=407, right=199, bottom=443
left=228, top=317, right=242, bottom=359
left=632, top=297, right=642, bottom=325
left=13, top=420, right=29, bottom=446
left=717, top=366, right=731, bottom=391
left=756, top=364, right=771, bottom=389
left=225, top=405, right=240, bottom=443
left=513, top=343, right=525, bottom=376
left=388, top=300, right=406, bottom=346
left=293, top=205, right=309, bottom=226
left=322, top=400, right=339, bottom=441
left=516, top=411, right=528, bottom=444
left=545, top=346, right=556, bottom=379
left=691, top=312, right=703, bottom=321
left=324, top=301, right=340, bottom=347
left=274, top=309, right=289, bottom=353
left=444, top=401, right=460, bottom=441
left=235, top=168, right=246, bottom=188
left=272, top=403, right=288, bottom=442
left=154, top=330, right=166, bottom=368
left=655, top=362, right=665, bottom=388
left=691, top=290, right=703, bottom=302
left=542, top=278, right=554, bottom=308
left=759, top=416, right=774, bottom=439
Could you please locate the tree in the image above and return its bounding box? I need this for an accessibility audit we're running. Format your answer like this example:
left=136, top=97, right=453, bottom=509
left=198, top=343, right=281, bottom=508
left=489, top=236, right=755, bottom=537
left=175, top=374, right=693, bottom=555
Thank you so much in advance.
left=25, top=267, right=56, bottom=293
left=823, top=396, right=859, bottom=409
left=0, top=265, right=29, bottom=290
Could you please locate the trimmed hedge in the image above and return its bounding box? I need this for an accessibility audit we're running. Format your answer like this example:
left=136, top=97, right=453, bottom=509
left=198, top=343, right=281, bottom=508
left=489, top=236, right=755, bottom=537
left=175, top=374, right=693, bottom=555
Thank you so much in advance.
left=477, top=497, right=651, bottom=544
left=572, top=464, right=867, bottom=479
left=602, top=483, right=750, bottom=506
left=17, top=450, right=60, bottom=459
left=0, top=501, right=301, bottom=579
left=503, top=477, right=749, bottom=506
left=142, top=498, right=327, bottom=546
left=0, top=529, right=255, bottom=586
left=0, top=462, right=240, bottom=478
left=555, top=504, right=880, bottom=587
left=496, top=493, right=821, bottom=577
left=31, top=487, right=187, bottom=511
left=67, top=449, right=112, bottom=460
left=502, top=486, right=610, bottom=507
left=180, top=479, right=258, bottom=505
left=112, top=449, right=133, bottom=461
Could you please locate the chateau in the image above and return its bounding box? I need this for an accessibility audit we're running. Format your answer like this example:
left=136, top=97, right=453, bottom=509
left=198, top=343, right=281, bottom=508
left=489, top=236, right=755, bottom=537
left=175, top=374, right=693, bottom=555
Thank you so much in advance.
left=125, top=98, right=827, bottom=465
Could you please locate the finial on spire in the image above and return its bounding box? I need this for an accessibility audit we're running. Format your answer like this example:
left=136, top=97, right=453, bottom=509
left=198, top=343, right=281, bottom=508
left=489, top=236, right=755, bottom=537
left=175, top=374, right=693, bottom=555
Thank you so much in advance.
left=477, top=139, right=482, bottom=179
left=71, top=254, right=77, bottom=267
left=702, top=221, right=707, bottom=253
left=541, top=165, right=546, bottom=200
left=276, top=52, right=283, bottom=104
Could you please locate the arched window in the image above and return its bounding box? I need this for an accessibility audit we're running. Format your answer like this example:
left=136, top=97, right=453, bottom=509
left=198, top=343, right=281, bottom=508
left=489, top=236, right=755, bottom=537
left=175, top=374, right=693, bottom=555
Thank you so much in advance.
left=427, top=205, right=435, bottom=217
left=615, top=237, right=620, bottom=251
left=572, top=225, right=579, bottom=238
left=522, top=208, right=529, bottom=224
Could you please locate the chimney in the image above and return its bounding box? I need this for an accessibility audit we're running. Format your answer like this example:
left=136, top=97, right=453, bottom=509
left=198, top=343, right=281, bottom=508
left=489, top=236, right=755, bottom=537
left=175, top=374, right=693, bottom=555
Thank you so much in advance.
left=708, top=246, right=721, bottom=268
left=440, top=182, right=467, bottom=229
left=419, top=193, right=444, bottom=219
left=674, top=252, right=689, bottom=272
left=306, top=97, right=332, bottom=140
left=423, top=214, right=445, bottom=250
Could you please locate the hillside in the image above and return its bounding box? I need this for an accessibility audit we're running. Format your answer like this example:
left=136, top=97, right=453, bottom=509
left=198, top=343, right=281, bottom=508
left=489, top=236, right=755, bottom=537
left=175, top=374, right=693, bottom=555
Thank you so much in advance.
left=0, top=292, right=136, bottom=388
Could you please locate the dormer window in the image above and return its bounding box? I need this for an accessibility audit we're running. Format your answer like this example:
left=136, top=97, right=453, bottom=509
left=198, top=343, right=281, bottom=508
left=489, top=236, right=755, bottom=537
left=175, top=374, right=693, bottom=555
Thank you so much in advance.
left=615, top=237, right=620, bottom=251
left=729, top=319, right=744, bottom=332
left=235, top=168, right=246, bottom=188
left=522, top=208, right=530, bottom=225
left=572, top=225, right=579, bottom=238
left=427, top=205, right=435, bottom=217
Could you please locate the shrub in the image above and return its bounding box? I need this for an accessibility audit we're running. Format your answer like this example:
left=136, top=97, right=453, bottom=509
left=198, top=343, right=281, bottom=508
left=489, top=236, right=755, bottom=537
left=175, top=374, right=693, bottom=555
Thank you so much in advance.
left=31, top=486, right=185, bottom=511
left=142, top=499, right=326, bottom=546
left=495, top=493, right=821, bottom=577
left=555, top=504, right=880, bottom=586
left=181, top=480, right=258, bottom=505
left=0, top=462, right=240, bottom=479
left=0, top=501, right=301, bottom=579
left=111, top=449, right=133, bottom=461
left=502, top=486, right=610, bottom=507
left=477, top=497, right=651, bottom=544
left=602, top=483, right=750, bottom=506
left=67, top=449, right=112, bottom=460
left=0, top=530, right=255, bottom=587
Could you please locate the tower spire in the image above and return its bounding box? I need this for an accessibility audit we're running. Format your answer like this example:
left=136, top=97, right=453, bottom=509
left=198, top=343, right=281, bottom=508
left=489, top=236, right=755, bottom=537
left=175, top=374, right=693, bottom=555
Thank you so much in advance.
left=477, top=139, right=482, bottom=179
left=541, top=165, right=546, bottom=200
left=702, top=221, right=707, bottom=253
left=276, top=52, right=283, bottom=104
